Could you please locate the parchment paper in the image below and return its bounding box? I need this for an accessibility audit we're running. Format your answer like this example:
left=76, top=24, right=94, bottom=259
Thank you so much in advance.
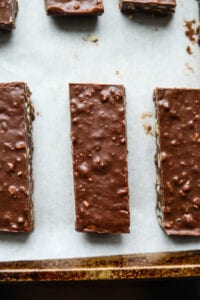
left=0, top=0, right=200, bottom=262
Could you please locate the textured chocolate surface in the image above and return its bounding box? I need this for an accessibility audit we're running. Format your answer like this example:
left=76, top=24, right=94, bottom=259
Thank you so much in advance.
left=0, top=0, right=18, bottom=30
left=154, top=88, right=200, bottom=236
left=198, top=0, right=200, bottom=45
left=0, top=82, right=34, bottom=232
left=120, top=0, right=176, bottom=14
left=70, top=84, right=130, bottom=234
left=46, top=0, right=104, bottom=16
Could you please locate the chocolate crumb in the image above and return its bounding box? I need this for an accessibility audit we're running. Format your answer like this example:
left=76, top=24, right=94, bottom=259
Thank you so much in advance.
left=141, top=112, right=154, bottom=136
left=184, top=20, right=198, bottom=43
left=82, top=35, right=98, bottom=43
left=115, top=70, right=120, bottom=76
left=186, top=45, right=192, bottom=55
left=184, top=63, right=195, bottom=74
left=143, top=124, right=154, bottom=136
left=36, top=111, right=42, bottom=117
left=89, top=35, right=98, bottom=43
left=141, top=112, right=153, bottom=119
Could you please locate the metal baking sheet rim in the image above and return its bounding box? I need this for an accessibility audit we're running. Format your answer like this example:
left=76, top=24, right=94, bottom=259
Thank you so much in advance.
left=0, top=250, right=199, bottom=281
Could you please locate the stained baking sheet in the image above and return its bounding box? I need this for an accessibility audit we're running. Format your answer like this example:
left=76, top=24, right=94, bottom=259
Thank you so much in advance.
left=0, top=0, right=200, bottom=262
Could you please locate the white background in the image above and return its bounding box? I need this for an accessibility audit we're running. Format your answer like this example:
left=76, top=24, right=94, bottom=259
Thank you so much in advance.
left=0, top=0, right=200, bottom=262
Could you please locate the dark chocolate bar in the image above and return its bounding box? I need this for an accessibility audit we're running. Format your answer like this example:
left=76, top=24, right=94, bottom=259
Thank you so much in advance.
left=198, top=0, right=200, bottom=45
left=70, top=84, right=130, bottom=234
left=0, top=82, right=34, bottom=232
left=0, top=0, right=18, bottom=30
left=154, top=88, right=200, bottom=236
left=46, top=0, right=104, bottom=16
left=120, top=0, right=176, bottom=14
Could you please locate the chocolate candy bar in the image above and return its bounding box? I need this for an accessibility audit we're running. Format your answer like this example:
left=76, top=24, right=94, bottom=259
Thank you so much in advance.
left=154, top=88, right=200, bottom=236
left=46, top=0, right=104, bottom=16
left=70, top=84, right=130, bottom=234
left=198, top=0, right=200, bottom=45
left=0, top=82, right=34, bottom=232
left=0, top=0, right=18, bottom=30
left=120, top=0, right=176, bottom=14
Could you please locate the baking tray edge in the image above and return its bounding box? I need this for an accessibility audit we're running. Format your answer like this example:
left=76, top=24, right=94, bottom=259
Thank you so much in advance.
left=0, top=250, right=199, bottom=281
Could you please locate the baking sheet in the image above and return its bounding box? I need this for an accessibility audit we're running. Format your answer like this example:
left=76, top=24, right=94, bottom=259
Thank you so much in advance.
left=0, top=0, right=200, bottom=262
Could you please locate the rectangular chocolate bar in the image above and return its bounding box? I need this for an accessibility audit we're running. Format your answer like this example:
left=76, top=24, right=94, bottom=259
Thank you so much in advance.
left=70, top=84, right=130, bottom=233
left=120, top=0, right=176, bottom=14
left=0, top=0, right=18, bottom=30
left=46, top=0, right=104, bottom=16
left=0, top=82, right=34, bottom=232
left=154, top=88, right=200, bottom=236
left=198, top=0, right=200, bottom=45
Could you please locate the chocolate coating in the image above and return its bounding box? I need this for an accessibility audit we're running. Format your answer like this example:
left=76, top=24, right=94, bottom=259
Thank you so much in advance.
left=70, top=84, right=130, bottom=234
left=0, top=0, right=18, bottom=30
left=120, top=0, right=176, bottom=14
left=0, top=83, right=34, bottom=232
left=46, top=0, right=104, bottom=16
left=154, top=88, right=200, bottom=236
left=198, top=1, right=200, bottom=45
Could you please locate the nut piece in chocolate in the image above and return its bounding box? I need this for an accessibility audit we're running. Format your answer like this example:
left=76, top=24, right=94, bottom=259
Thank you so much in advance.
left=120, top=0, right=176, bottom=14
left=0, top=82, right=34, bottom=232
left=0, top=0, right=18, bottom=30
left=70, top=83, right=130, bottom=234
left=154, top=88, right=200, bottom=236
left=46, top=0, right=104, bottom=16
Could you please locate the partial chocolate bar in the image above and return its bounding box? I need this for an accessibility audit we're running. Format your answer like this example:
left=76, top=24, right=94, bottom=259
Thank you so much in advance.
left=46, top=0, right=104, bottom=16
left=0, top=0, right=18, bottom=30
left=154, top=88, right=200, bottom=236
left=120, top=0, right=176, bottom=14
left=198, top=0, right=200, bottom=45
left=0, top=82, right=34, bottom=232
left=70, top=84, right=130, bottom=234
